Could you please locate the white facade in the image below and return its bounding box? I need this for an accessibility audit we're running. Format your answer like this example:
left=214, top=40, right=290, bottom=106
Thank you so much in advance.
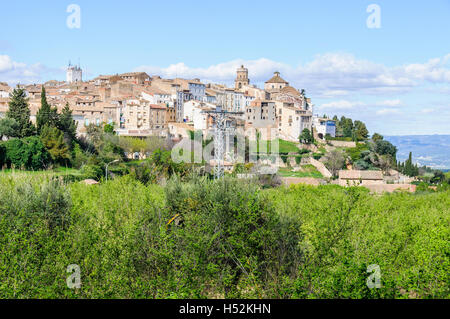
left=313, top=117, right=336, bottom=139
left=275, top=102, right=313, bottom=141
left=183, top=100, right=216, bottom=123
left=66, top=64, right=82, bottom=83
left=193, top=108, right=208, bottom=131
left=189, top=82, right=206, bottom=101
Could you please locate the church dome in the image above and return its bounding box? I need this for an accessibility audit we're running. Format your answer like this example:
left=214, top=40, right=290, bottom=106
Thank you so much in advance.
left=280, top=85, right=301, bottom=97
left=265, top=71, right=288, bottom=84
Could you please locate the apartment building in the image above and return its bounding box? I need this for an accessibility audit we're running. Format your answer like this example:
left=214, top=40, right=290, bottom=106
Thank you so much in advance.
left=245, top=99, right=277, bottom=128
left=275, top=102, right=313, bottom=141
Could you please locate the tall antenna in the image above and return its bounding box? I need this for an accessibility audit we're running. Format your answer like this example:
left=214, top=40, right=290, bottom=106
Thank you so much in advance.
left=202, top=107, right=243, bottom=179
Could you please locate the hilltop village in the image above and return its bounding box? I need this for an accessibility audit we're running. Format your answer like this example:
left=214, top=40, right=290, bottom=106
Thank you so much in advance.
left=1, top=64, right=428, bottom=193
left=0, top=64, right=334, bottom=142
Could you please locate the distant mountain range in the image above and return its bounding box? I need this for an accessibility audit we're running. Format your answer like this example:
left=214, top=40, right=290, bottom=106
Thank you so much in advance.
left=384, top=135, right=450, bottom=169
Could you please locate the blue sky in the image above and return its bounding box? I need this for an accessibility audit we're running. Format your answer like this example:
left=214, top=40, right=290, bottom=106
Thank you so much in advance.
left=1, top=0, right=450, bottom=135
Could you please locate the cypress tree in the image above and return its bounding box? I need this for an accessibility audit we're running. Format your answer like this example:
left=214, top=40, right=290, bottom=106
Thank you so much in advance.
left=6, top=87, right=35, bottom=138
left=36, top=87, right=58, bottom=133
left=405, top=152, right=413, bottom=176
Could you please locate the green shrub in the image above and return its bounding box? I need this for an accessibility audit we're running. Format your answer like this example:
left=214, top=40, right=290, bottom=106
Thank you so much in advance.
left=0, top=173, right=448, bottom=299
left=4, top=137, right=51, bottom=170
left=354, top=159, right=370, bottom=170
left=71, top=143, right=89, bottom=169
left=313, top=153, right=323, bottom=160
left=81, top=164, right=104, bottom=180
left=345, top=143, right=370, bottom=162
left=163, top=176, right=301, bottom=298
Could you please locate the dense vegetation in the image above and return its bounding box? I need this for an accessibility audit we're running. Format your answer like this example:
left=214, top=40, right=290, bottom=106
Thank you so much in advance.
left=328, top=115, right=369, bottom=141
left=0, top=89, right=448, bottom=299
left=0, top=173, right=448, bottom=299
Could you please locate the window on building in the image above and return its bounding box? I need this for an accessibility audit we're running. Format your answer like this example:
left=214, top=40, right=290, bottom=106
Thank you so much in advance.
left=85, top=119, right=90, bottom=126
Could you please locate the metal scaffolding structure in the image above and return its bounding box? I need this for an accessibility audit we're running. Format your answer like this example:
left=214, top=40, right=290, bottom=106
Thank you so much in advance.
left=202, top=107, right=243, bottom=179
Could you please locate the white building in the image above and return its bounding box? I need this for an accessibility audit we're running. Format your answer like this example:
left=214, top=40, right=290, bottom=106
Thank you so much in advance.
left=193, top=107, right=213, bottom=132
left=313, top=117, right=336, bottom=139
left=66, top=63, right=82, bottom=83
left=275, top=102, right=313, bottom=141
left=183, top=100, right=216, bottom=123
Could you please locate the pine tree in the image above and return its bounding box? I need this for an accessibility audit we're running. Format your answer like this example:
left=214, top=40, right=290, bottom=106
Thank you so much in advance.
left=372, top=133, right=384, bottom=142
left=342, top=117, right=354, bottom=138
left=40, top=125, right=70, bottom=165
left=57, top=103, right=78, bottom=143
left=6, top=87, right=35, bottom=138
left=354, top=121, right=369, bottom=141
left=36, top=87, right=58, bottom=133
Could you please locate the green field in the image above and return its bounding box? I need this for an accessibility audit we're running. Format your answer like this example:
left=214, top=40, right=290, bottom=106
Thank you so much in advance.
left=251, top=139, right=300, bottom=154
left=0, top=173, right=448, bottom=299
left=278, top=165, right=323, bottom=178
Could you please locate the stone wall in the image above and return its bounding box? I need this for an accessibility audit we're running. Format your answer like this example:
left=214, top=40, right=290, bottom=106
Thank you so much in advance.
left=363, top=184, right=416, bottom=194
left=328, top=140, right=357, bottom=148
left=308, top=157, right=333, bottom=178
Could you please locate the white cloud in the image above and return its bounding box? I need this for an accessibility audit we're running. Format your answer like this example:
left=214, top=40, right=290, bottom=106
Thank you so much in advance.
left=135, top=52, right=450, bottom=98
left=135, top=58, right=287, bottom=84
left=402, top=54, right=450, bottom=83
left=421, top=108, right=435, bottom=114
left=376, top=108, right=402, bottom=116
left=417, top=156, right=433, bottom=161
left=320, top=100, right=365, bottom=109
left=376, top=99, right=402, bottom=107
left=0, top=55, right=60, bottom=85
left=318, top=98, right=403, bottom=111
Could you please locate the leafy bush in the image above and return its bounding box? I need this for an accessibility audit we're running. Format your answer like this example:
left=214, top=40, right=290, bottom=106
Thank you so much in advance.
left=267, top=185, right=450, bottom=298
left=345, top=143, right=370, bottom=162
left=4, top=137, right=51, bottom=170
left=0, top=176, right=71, bottom=297
left=40, top=126, right=71, bottom=166
left=374, top=140, right=397, bottom=158
left=298, top=149, right=311, bottom=155
left=81, top=164, right=104, bottom=180
left=354, top=159, right=370, bottom=170
left=71, top=143, right=89, bottom=169
left=164, top=176, right=299, bottom=297
left=0, top=174, right=448, bottom=299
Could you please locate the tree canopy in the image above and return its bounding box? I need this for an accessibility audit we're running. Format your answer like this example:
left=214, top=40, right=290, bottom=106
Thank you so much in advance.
left=6, top=87, right=35, bottom=138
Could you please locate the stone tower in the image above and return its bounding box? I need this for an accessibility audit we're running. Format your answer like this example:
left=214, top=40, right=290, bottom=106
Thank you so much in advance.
left=66, top=61, right=83, bottom=83
left=235, top=65, right=249, bottom=90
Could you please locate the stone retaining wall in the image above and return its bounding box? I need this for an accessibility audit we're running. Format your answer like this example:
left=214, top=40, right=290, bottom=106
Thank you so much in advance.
left=328, top=140, right=357, bottom=148
left=308, top=157, right=333, bottom=178
left=364, top=184, right=416, bottom=194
